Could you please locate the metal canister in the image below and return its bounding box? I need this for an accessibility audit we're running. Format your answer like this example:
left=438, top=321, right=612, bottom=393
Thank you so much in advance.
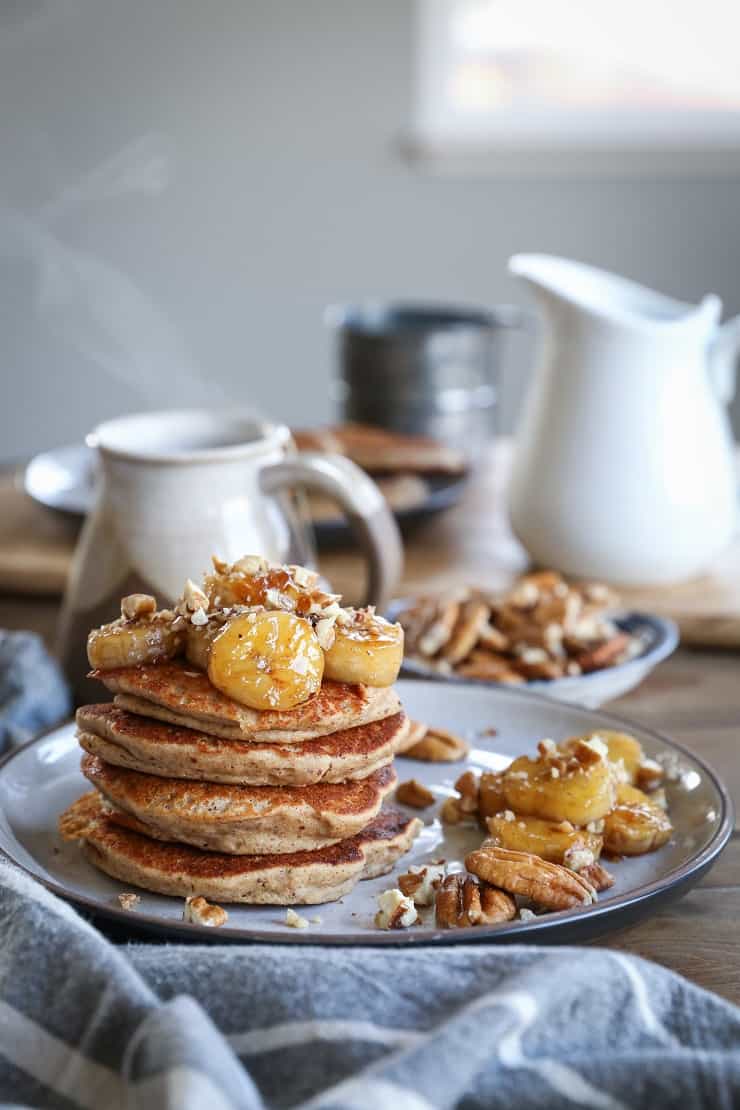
left=327, top=302, right=524, bottom=464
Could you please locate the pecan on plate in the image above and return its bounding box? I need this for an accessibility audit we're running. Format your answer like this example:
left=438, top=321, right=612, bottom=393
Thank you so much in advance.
left=404, top=726, right=470, bottom=763
left=466, top=843, right=597, bottom=911
left=396, top=779, right=435, bottom=809
left=580, top=860, right=615, bottom=892
left=435, top=873, right=516, bottom=928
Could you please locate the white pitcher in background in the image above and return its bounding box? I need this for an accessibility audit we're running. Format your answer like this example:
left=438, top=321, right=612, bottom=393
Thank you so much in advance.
left=507, top=254, right=739, bottom=585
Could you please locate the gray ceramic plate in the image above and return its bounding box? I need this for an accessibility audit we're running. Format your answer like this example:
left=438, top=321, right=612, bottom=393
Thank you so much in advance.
left=0, top=680, right=731, bottom=945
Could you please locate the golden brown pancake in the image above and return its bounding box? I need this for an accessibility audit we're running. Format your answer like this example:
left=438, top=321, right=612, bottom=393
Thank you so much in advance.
left=92, top=663, right=401, bottom=742
left=59, top=792, right=422, bottom=905
left=81, top=753, right=397, bottom=854
left=76, top=705, right=408, bottom=785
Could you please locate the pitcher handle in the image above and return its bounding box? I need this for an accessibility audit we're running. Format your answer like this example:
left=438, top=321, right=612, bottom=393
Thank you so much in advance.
left=708, top=314, right=740, bottom=405
left=261, top=453, right=403, bottom=608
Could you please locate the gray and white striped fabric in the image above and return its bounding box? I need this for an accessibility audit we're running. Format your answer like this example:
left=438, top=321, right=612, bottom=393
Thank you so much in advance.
left=1, top=857, right=739, bottom=1110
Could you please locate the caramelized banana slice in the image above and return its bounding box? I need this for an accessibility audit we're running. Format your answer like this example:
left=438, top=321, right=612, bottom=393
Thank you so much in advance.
left=503, top=739, right=616, bottom=826
left=485, top=813, right=602, bottom=865
left=87, top=612, right=184, bottom=670
left=603, top=783, right=673, bottom=856
left=185, top=619, right=222, bottom=671
left=207, top=611, right=324, bottom=710
left=323, top=615, right=403, bottom=687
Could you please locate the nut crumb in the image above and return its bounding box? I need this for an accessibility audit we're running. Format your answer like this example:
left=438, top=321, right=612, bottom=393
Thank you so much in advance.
left=375, top=888, right=418, bottom=930
left=120, top=594, right=156, bottom=621
left=183, top=895, right=228, bottom=927
left=396, top=779, right=435, bottom=809
left=398, top=861, right=447, bottom=906
left=118, top=892, right=140, bottom=911
left=285, top=908, right=310, bottom=929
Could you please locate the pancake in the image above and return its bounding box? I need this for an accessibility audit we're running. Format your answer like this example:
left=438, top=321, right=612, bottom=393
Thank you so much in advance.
left=59, top=792, right=422, bottom=905
left=76, top=705, right=408, bottom=785
left=93, top=663, right=401, bottom=742
left=81, top=753, right=397, bottom=854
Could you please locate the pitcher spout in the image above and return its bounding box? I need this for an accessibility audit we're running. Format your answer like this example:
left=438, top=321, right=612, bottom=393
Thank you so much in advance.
left=509, top=253, right=719, bottom=335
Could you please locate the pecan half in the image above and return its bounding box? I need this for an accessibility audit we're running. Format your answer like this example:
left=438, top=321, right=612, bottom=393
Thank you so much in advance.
left=396, top=779, right=435, bottom=809
left=435, top=873, right=516, bottom=928
left=404, top=726, right=470, bottom=762
left=465, top=843, right=597, bottom=910
left=418, top=598, right=463, bottom=656
left=442, top=600, right=490, bottom=665
left=395, top=719, right=430, bottom=754
left=575, top=633, right=630, bottom=673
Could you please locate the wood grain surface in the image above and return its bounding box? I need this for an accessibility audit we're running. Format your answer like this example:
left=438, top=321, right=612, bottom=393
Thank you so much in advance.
left=1, top=446, right=739, bottom=1001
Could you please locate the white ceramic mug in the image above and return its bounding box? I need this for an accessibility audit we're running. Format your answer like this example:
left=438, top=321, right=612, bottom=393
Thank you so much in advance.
left=58, top=409, right=403, bottom=694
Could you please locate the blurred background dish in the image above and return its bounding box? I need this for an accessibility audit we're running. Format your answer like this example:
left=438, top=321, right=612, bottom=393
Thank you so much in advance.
left=25, top=421, right=472, bottom=543
left=24, top=444, right=96, bottom=517
left=328, top=302, right=526, bottom=467
left=293, top=422, right=469, bottom=541
left=389, top=601, right=678, bottom=709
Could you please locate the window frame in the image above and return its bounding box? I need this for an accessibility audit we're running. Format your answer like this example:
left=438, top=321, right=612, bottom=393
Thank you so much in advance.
left=410, top=0, right=740, bottom=177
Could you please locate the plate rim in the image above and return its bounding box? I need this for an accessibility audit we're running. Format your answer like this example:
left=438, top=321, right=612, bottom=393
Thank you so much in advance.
left=0, top=682, right=732, bottom=946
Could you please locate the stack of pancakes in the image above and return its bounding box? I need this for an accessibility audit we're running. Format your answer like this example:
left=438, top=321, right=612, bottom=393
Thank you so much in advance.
left=60, top=661, right=421, bottom=905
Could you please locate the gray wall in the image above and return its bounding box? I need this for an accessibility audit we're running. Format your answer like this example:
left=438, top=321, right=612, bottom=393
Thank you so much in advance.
left=1, top=0, right=739, bottom=460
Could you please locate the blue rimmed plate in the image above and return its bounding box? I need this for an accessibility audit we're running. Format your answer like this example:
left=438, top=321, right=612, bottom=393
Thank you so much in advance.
left=0, top=679, right=729, bottom=945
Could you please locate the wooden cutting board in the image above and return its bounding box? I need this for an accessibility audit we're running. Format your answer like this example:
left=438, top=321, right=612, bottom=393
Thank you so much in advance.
left=3, top=447, right=739, bottom=647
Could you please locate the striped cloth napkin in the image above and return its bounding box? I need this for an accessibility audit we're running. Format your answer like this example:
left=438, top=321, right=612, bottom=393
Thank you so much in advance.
left=0, top=856, right=739, bottom=1109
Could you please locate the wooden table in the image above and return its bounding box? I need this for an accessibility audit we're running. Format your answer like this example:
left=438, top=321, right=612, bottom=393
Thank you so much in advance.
left=1, top=451, right=739, bottom=1001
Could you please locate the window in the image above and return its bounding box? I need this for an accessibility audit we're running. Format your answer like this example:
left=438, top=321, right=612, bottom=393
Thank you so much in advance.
left=414, top=0, right=740, bottom=171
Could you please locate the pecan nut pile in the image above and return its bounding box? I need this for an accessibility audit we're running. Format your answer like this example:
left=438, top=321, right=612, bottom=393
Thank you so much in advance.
left=399, top=571, right=636, bottom=684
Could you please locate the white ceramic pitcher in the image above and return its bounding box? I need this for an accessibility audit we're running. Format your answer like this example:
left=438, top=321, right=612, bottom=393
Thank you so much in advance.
left=508, top=255, right=739, bottom=585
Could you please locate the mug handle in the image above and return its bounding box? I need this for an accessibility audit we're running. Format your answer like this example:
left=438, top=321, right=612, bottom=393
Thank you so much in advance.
left=261, top=452, right=403, bottom=608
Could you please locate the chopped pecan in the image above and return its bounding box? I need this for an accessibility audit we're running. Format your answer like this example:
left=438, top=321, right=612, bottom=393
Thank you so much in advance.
left=466, top=843, right=597, bottom=910
left=442, top=600, right=490, bottom=665
left=435, top=873, right=516, bottom=928
left=117, top=892, right=140, bottom=911
left=580, top=860, right=615, bottom=892
left=456, top=652, right=525, bottom=683
left=183, top=895, right=228, bottom=927
left=418, top=598, right=463, bottom=656
left=404, top=726, right=470, bottom=762
left=120, top=593, right=157, bottom=621
left=635, top=759, right=665, bottom=793
left=454, top=770, right=480, bottom=814
left=375, top=888, right=418, bottom=929
left=398, top=861, right=446, bottom=905
left=511, top=654, right=565, bottom=681
left=575, top=633, right=630, bottom=673
left=439, top=797, right=464, bottom=824
left=396, top=778, right=435, bottom=809
left=477, top=623, right=509, bottom=652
